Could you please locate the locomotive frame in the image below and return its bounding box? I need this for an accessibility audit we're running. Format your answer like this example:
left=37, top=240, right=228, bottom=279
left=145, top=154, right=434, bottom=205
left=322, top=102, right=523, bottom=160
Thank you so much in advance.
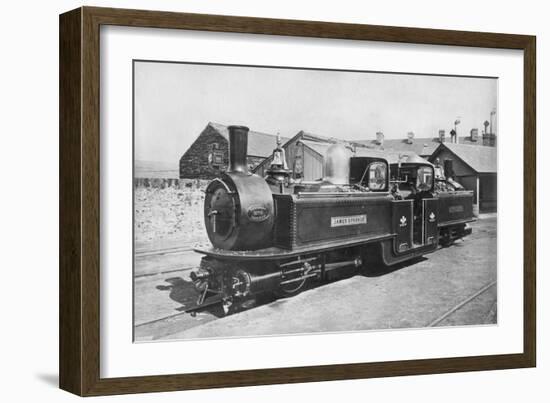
left=59, top=6, right=536, bottom=396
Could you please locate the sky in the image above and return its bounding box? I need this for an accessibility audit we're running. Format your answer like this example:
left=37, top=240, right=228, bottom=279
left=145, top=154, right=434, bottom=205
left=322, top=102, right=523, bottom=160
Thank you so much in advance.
left=134, top=61, right=497, bottom=165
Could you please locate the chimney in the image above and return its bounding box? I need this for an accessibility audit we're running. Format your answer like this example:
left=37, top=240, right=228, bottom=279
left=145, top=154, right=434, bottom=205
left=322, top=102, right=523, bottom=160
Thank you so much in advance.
left=470, top=128, right=479, bottom=142
left=439, top=129, right=445, bottom=143
left=482, top=132, right=496, bottom=147
left=376, top=131, right=384, bottom=146
left=406, top=131, right=414, bottom=144
left=228, top=125, right=249, bottom=173
left=450, top=129, right=457, bottom=144
left=453, top=119, right=461, bottom=144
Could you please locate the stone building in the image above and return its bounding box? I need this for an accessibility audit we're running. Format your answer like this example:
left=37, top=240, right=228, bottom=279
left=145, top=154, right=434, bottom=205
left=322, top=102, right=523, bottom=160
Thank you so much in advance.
left=179, top=122, right=288, bottom=179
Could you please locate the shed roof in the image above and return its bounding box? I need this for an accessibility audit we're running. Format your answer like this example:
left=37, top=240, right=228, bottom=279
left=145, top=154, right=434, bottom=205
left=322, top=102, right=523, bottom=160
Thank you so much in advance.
left=280, top=130, right=338, bottom=150
left=298, top=140, right=333, bottom=157
left=430, top=142, right=497, bottom=173
left=297, top=130, right=340, bottom=144
left=354, top=148, right=432, bottom=165
left=355, top=136, right=490, bottom=156
left=355, top=138, right=437, bottom=156
left=301, top=141, right=431, bottom=166
left=207, top=122, right=289, bottom=158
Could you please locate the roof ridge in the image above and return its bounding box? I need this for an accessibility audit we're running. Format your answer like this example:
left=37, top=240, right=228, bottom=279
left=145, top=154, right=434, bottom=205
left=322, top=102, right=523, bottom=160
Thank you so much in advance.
left=444, top=142, right=497, bottom=149
left=207, top=121, right=290, bottom=139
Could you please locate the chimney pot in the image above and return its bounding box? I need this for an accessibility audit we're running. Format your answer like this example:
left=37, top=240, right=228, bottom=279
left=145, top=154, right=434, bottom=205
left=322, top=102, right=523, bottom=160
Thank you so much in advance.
left=470, top=128, right=479, bottom=142
left=376, top=131, right=384, bottom=146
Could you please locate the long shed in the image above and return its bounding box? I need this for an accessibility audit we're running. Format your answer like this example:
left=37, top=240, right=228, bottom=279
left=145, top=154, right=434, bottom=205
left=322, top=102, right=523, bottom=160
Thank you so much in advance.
left=253, top=131, right=338, bottom=181
left=429, top=143, right=497, bottom=213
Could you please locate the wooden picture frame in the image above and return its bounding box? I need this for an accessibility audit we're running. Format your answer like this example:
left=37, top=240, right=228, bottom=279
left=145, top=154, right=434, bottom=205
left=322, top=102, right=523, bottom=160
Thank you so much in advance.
left=59, top=6, right=536, bottom=396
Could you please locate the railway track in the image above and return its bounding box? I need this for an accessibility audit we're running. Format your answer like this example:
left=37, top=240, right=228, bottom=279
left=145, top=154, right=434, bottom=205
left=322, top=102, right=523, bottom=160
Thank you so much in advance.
left=134, top=243, right=204, bottom=278
left=427, top=280, right=497, bottom=327
left=135, top=277, right=498, bottom=338
left=135, top=244, right=196, bottom=258
left=134, top=263, right=196, bottom=279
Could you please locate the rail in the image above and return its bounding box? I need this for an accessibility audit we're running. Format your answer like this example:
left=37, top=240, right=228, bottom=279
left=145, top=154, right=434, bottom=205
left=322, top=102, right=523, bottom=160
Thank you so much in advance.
left=427, top=280, right=497, bottom=327
left=135, top=241, right=209, bottom=258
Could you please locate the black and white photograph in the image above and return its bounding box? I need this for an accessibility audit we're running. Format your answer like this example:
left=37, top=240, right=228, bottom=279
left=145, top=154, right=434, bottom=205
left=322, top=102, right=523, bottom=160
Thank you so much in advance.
left=133, top=60, right=498, bottom=342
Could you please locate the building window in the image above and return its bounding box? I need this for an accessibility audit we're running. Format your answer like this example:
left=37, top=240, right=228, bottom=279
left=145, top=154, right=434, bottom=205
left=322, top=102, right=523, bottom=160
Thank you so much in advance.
left=212, top=151, right=224, bottom=165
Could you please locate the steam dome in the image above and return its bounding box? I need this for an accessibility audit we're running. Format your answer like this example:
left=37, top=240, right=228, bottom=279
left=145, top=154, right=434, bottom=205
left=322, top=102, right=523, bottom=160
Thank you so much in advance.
left=323, top=143, right=351, bottom=185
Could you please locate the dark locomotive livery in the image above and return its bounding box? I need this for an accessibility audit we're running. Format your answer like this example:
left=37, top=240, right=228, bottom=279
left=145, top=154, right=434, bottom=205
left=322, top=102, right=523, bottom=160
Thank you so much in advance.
left=190, top=125, right=474, bottom=313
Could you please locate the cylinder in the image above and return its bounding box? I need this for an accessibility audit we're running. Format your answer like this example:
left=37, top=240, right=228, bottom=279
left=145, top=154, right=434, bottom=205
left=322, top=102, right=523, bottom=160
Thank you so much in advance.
left=248, top=270, right=282, bottom=294
left=228, top=125, right=249, bottom=173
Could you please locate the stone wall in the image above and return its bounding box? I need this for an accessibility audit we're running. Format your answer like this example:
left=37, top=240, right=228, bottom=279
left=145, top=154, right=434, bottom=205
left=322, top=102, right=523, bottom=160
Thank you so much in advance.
left=134, top=177, right=208, bottom=189
left=134, top=179, right=208, bottom=244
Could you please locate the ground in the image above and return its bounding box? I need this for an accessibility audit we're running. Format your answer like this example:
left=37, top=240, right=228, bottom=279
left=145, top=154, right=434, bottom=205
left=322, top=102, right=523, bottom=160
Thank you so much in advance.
left=134, top=216, right=497, bottom=342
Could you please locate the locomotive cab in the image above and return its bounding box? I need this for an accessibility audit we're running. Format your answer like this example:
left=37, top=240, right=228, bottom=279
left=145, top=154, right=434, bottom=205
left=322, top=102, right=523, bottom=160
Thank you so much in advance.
left=390, top=155, right=435, bottom=196
left=389, top=153, right=474, bottom=247
left=387, top=154, right=438, bottom=248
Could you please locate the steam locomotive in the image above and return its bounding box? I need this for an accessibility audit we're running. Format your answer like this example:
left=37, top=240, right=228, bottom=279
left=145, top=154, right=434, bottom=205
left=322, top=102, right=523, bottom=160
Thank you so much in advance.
left=190, top=125, right=474, bottom=313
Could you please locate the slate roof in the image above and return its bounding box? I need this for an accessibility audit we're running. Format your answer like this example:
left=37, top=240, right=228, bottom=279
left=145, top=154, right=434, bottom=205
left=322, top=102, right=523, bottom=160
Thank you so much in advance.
left=354, top=148, right=432, bottom=165
left=298, top=140, right=333, bottom=157
left=294, top=130, right=340, bottom=144
left=354, top=136, right=490, bottom=156
left=301, top=140, right=432, bottom=166
left=430, top=143, right=497, bottom=173
left=207, top=122, right=289, bottom=158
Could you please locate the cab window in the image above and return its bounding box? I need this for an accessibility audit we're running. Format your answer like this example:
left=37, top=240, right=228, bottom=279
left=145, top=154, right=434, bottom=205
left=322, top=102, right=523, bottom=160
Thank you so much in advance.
left=416, top=166, right=434, bottom=191
left=367, top=161, right=387, bottom=191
